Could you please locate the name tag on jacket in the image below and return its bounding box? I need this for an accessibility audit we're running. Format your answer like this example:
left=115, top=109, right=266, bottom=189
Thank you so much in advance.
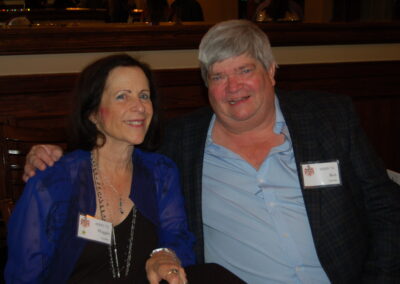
left=301, top=160, right=341, bottom=188
left=77, top=214, right=112, bottom=245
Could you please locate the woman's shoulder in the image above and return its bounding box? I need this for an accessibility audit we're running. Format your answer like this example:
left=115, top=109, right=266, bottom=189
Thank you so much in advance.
left=17, top=150, right=90, bottom=206
left=59, top=149, right=91, bottom=166
left=134, top=148, right=177, bottom=171
left=31, top=149, right=90, bottom=183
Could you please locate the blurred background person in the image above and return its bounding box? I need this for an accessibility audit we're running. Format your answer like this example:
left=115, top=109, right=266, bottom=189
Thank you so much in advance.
left=142, top=0, right=170, bottom=24
left=168, top=0, right=204, bottom=22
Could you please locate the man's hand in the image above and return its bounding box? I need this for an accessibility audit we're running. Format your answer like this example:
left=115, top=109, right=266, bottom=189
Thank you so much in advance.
left=23, top=144, right=63, bottom=182
left=146, top=250, right=187, bottom=284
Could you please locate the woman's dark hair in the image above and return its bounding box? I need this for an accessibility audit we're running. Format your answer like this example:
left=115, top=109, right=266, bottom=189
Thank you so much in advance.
left=68, top=54, right=160, bottom=151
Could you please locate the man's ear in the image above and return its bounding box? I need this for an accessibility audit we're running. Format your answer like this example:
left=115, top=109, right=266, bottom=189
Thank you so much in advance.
left=268, top=64, right=276, bottom=86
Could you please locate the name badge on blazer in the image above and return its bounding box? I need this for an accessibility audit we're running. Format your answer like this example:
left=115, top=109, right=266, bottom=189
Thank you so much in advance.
left=77, top=214, right=112, bottom=245
left=301, top=160, right=341, bottom=188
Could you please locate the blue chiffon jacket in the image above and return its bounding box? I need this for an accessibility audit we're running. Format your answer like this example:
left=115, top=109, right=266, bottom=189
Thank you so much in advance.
left=5, top=149, right=195, bottom=283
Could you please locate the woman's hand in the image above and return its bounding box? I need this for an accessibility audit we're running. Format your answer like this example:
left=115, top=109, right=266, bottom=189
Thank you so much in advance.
left=23, top=144, right=63, bottom=182
left=146, top=249, right=187, bottom=284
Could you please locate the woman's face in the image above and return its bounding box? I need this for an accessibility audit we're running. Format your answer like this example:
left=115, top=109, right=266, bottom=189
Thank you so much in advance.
left=91, top=66, right=153, bottom=148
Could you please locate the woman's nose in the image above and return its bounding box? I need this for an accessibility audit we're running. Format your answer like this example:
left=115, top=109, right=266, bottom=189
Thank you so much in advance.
left=130, top=98, right=145, bottom=112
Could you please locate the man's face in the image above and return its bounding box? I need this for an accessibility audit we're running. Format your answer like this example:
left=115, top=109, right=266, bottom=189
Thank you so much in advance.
left=207, top=54, right=276, bottom=130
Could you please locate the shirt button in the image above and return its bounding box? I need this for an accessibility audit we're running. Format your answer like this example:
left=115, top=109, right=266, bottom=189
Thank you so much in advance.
left=269, top=202, right=275, bottom=207
left=282, top=233, right=289, bottom=238
left=295, top=266, right=302, bottom=272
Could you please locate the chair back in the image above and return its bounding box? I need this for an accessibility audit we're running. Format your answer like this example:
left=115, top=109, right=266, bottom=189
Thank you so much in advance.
left=0, top=124, right=67, bottom=210
left=0, top=123, right=67, bottom=251
left=0, top=198, right=14, bottom=224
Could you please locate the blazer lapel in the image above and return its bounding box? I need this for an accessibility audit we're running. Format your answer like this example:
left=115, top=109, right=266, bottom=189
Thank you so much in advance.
left=277, top=91, right=341, bottom=245
left=180, top=107, right=213, bottom=263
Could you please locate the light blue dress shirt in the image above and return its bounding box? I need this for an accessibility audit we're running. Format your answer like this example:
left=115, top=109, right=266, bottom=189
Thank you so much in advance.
left=202, top=96, right=330, bottom=284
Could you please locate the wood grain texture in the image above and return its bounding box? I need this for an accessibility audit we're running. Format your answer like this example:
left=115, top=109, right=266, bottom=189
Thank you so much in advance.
left=0, top=61, right=399, bottom=171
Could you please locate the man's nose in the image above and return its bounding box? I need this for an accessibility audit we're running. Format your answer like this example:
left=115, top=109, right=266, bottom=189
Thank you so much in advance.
left=226, top=74, right=242, bottom=92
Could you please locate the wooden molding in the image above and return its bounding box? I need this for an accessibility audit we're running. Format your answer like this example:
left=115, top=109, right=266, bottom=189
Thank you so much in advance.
left=1, top=22, right=400, bottom=55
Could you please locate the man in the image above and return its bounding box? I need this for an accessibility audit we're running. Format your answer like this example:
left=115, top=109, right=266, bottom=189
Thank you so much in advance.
left=168, top=0, right=204, bottom=22
left=24, top=20, right=400, bottom=283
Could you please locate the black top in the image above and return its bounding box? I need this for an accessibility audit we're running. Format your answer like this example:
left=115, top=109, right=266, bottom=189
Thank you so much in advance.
left=69, top=209, right=158, bottom=283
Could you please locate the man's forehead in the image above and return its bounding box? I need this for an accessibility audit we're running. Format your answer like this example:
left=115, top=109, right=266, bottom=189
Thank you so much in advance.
left=210, top=55, right=259, bottom=73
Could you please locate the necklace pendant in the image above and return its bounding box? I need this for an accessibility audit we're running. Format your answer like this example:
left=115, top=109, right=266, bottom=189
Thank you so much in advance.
left=119, top=198, right=124, bottom=215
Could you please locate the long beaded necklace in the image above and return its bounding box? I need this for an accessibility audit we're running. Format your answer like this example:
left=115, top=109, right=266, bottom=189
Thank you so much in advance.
left=91, top=150, right=137, bottom=278
left=102, top=174, right=125, bottom=215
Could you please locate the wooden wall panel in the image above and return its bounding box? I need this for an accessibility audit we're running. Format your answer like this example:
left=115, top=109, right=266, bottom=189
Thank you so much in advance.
left=0, top=61, right=399, bottom=171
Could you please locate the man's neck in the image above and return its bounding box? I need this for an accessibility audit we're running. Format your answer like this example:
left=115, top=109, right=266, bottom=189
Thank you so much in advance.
left=211, top=112, right=284, bottom=170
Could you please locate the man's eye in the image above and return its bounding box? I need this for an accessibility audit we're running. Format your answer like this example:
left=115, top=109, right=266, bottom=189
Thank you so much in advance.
left=210, top=75, right=222, bottom=81
left=240, top=67, right=253, bottom=74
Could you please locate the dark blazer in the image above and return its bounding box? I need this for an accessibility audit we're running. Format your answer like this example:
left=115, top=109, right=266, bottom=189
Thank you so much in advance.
left=158, top=90, right=400, bottom=283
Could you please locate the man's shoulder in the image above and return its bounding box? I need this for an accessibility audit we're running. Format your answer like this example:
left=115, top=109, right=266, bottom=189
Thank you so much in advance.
left=168, top=106, right=213, bottom=125
left=164, top=106, right=213, bottom=135
left=278, top=89, right=351, bottom=105
left=159, top=107, right=212, bottom=156
left=277, top=89, right=352, bottom=116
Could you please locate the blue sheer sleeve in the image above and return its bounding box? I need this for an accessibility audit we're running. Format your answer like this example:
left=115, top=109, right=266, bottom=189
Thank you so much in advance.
left=5, top=166, right=72, bottom=283
left=153, top=156, right=196, bottom=267
left=5, top=150, right=92, bottom=283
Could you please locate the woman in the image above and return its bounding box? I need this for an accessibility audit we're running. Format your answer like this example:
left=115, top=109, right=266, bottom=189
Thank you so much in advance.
left=5, top=54, right=194, bottom=283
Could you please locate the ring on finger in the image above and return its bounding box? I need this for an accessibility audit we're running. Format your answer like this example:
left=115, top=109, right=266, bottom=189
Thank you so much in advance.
left=167, top=268, right=179, bottom=276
